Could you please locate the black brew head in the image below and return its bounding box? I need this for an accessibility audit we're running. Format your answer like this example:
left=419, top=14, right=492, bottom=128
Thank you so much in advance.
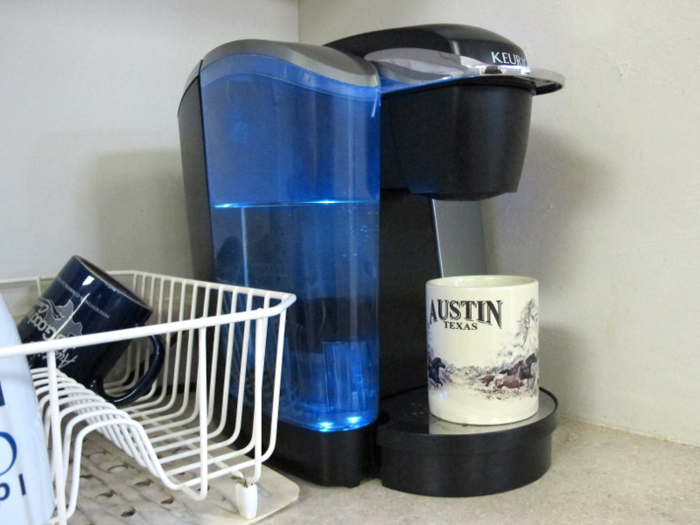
left=327, top=24, right=564, bottom=201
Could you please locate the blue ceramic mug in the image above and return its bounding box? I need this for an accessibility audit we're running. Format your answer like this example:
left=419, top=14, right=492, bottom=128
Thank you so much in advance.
left=17, top=256, right=165, bottom=406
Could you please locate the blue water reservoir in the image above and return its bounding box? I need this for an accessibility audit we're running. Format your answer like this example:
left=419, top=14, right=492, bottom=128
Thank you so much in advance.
left=198, top=41, right=381, bottom=431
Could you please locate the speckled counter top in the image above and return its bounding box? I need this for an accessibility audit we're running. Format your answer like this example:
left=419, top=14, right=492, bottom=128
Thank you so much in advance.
left=263, top=417, right=700, bottom=525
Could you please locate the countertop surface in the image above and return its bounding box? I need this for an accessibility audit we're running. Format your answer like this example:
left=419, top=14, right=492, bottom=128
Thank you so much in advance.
left=262, top=417, right=700, bottom=525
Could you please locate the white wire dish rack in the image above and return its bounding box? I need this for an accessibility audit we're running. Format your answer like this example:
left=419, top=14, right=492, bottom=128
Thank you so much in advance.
left=0, top=272, right=297, bottom=524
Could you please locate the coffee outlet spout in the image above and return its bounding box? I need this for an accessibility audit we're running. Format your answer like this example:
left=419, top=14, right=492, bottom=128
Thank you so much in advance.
left=326, top=24, right=565, bottom=497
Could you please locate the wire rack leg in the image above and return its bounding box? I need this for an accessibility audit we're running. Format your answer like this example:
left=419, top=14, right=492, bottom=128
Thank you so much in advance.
left=235, top=482, right=258, bottom=520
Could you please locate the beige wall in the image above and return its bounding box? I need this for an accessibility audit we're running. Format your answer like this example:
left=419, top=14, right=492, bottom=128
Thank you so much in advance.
left=300, top=0, right=700, bottom=445
left=0, top=0, right=298, bottom=279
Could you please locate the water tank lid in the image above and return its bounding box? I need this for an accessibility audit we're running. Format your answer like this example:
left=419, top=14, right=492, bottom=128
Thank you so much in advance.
left=199, top=39, right=380, bottom=88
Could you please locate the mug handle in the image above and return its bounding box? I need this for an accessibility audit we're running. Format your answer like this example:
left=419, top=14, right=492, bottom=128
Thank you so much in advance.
left=91, top=333, right=166, bottom=407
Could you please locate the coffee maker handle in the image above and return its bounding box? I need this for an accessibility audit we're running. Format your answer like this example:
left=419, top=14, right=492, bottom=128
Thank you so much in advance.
left=92, top=333, right=166, bottom=407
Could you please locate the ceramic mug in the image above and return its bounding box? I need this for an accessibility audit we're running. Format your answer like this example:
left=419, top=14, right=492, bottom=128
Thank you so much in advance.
left=18, top=256, right=165, bottom=406
left=0, top=295, right=55, bottom=525
left=426, top=275, right=539, bottom=425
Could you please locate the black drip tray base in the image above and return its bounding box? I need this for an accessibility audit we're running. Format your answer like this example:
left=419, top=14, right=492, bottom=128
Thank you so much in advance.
left=378, top=388, right=559, bottom=497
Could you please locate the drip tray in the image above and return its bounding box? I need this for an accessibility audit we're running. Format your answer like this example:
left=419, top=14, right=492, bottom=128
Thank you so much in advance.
left=378, top=388, right=558, bottom=497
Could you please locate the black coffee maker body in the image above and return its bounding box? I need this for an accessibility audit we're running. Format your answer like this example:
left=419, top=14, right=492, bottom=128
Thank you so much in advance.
left=178, top=24, right=563, bottom=490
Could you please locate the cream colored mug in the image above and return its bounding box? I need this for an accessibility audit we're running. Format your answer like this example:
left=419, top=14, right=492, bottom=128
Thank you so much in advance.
left=426, top=275, right=539, bottom=425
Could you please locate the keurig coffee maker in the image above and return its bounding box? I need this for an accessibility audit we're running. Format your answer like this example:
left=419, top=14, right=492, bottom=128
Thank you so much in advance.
left=178, top=24, right=564, bottom=494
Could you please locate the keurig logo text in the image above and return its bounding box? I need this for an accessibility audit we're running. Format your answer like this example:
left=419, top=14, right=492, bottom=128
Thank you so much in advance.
left=491, top=51, right=528, bottom=66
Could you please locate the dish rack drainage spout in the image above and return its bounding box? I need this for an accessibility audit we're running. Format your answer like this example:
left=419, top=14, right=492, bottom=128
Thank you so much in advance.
left=0, top=271, right=296, bottom=524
